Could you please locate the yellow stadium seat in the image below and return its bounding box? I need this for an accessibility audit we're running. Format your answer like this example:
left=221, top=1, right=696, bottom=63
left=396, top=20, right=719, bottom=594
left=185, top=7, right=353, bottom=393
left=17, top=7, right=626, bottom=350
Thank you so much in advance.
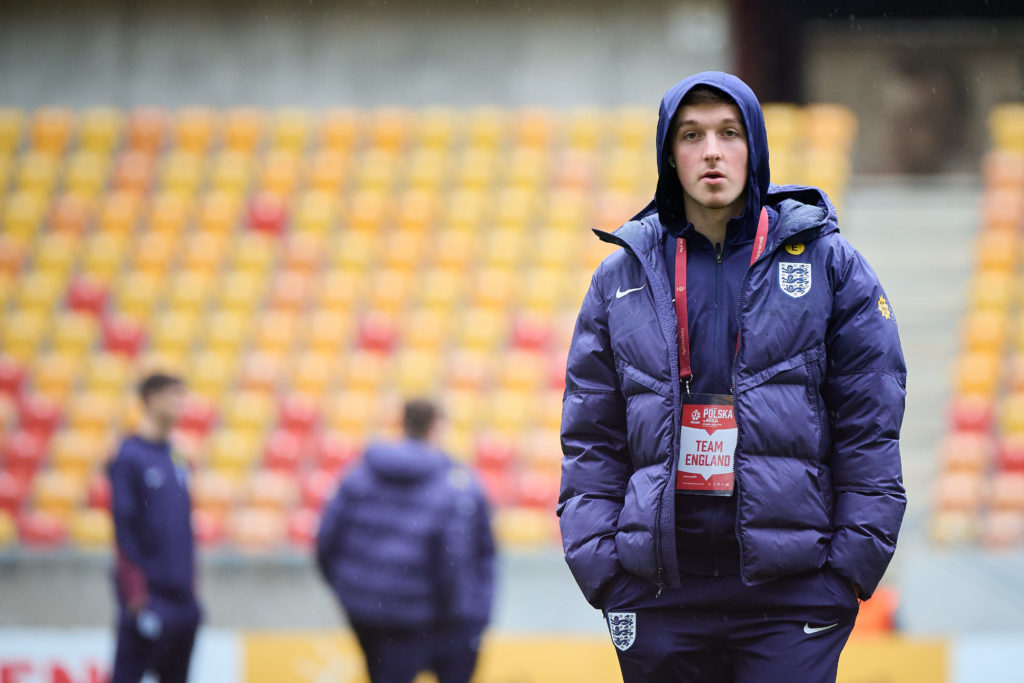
left=181, top=230, right=229, bottom=274
left=231, top=232, right=277, bottom=273
left=355, top=148, right=398, bottom=191
left=208, top=150, right=253, bottom=195
left=494, top=507, right=556, bottom=547
left=329, top=233, right=377, bottom=272
left=116, top=271, right=162, bottom=319
left=546, top=189, right=588, bottom=233
left=481, top=230, right=525, bottom=269
left=603, top=148, right=645, bottom=194
left=189, top=350, right=238, bottom=400
left=304, top=309, right=353, bottom=353
left=160, top=151, right=204, bottom=195
left=70, top=508, right=114, bottom=549
left=472, top=267, right=515, bottom=310
left=245, top=470, right=299, bottom=510
left=196, top=191, right=242, bottom=234
left=456, top=147, right=497, bottom=190
left=271, top=107, right=311, bottom=151
left=1002, top=393, right=1024, bottom=435
left=405, top=149, right=449, bottom=191
left=289, top=351, right=337, bottom=397
left=980, top=188, right=1024, bottom=232
left=504, top=148, right=549, bottom=189
left=32, top=352, right=79, bottom=400
left=446, top=348, right=496, bottom=392
left=49, top=193, right=95, bottom=234
left=224, top=107, right=265, bottom=152
left=321, top=107, right=362, bottom=151
left=0, top=511, right=16, bottom=549
left=149, top=309, right=201, bottom=355
left=260, top=148, right=303, bottom=195
left=50, top=429, right=111, bottom=476
left=81, top=232, right=127, bottom=283
left=517, top=268, right=566, bottom=313
left=32, top=231, right=79, bottom=274
left=430, top=229, right=477, bottom=271
left=0, top=108, right=24, bottom=155
left=18, top=151, right=60, bottom=194
left=614, top=106, right=652, bottom=151
left=442, top=389, right=482, bottom=431
left=515, top=106, right=556, bottom=149
left=403, top=308, right=451, bottom=351
left=368, top=268, right=414, bottom=312
left=417, top=106, right=458, bottom=150
left=174, top=107, right=218, bottom=152
left=2, top=310, right=50, bottom=361
left=203, top=310, right=252, bottom=353
left=466, top=107, right=505, bottom=149
left=324, top=389, right=377, bottom=432
left=66, top=390, right=120, bottom=433
left=254, top=311, right=299, bottom=353
left=30, top=107, right=73, bottom=155
left=15, top=270, right=68, bottom=315
left=165, top=270, right=215, bottom=311
left=488, top=389, right=536, bottom=432
left=33, top=470, right=83, bottom=520
left=368, top=107, right=410, bottom=152
left=228, top=507, right=286, bottom=552
left=3, top=191, right=47, bottom=243
left=238, top=352, right=285, bottom=394
left=137, top=350, right=186, bottom=377
left=989, top=103, right=1024, bottom=152
left=498, top=350, right=547, bottom=391
left=443, top=188, right=486, bottom=232
left=417, top=268, right=464, bottom=310
left=148, top=191, right=194, bottom=234
left=396, top=190, right=439, bottom=234
left=306, top=149, right=348, bottom=193
left=340, top=351, right=389, bottom=392
left=222, top=391, right=275, bottom=433
left=346, top=188, right=391, bottom=233
left=132, top=231, right=178, bottom=275
left=83, top=352, right=132, bottom=395
left=98, top=191, right=141, bottom=235
left=51, top=312, right=100, bottom=358
left=394, top=350, right=442, bottom=394
left=565, top=107, right=605, bottom=150
left=971, top=271, right=1013, bottom=310
left=762, top=103, right=802, bottom=152
left=112, top=149, right=155, bottom=194
left=539, top=389, right=563, bottom=431
left=929, top=509, right=978, bottom=544
left=76, top=107, right=121, bottom=152
left=962, top=310, right=1009, bottom=354
left=803, top=104, right=858, bottom=152
left=954, top=351, right=1000, bottom=396
left=293, top=190, right=336, bottom=235
left=217, top=270, right=266, bottom=311
left=207, top=429, right=261, bottom=476
left=494, top=188, right=536, bottom=233
left=64, top=151, right=110, bottom=197
left=192, top=470, right=241, bottom=514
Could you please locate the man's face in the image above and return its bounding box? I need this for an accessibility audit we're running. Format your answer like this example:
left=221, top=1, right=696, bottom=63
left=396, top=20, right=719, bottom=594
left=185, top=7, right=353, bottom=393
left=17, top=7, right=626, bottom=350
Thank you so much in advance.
left=146, top=384, right=186, bottom=428
left=670, top=101, right=749, bottom=213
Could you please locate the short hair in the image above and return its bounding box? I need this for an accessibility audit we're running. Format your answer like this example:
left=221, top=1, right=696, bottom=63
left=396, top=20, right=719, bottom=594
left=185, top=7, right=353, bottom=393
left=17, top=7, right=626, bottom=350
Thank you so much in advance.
left=137, top=373, right=184, bottom=404
left=402, top=399, right=438, bottom=440
left=669, top=85, right=740, bottom=141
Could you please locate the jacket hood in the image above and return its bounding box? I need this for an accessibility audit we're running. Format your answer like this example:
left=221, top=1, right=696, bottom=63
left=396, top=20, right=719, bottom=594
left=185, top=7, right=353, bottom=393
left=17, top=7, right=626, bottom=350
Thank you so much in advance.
left=364, top=439, right=448, bottom=484
left=633, top=71, right=770, bottom=236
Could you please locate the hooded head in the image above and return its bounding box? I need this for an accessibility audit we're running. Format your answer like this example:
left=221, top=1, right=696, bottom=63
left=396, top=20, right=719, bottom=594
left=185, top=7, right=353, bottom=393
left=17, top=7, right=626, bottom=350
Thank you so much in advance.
left=635, top=71, right=770, bottom=236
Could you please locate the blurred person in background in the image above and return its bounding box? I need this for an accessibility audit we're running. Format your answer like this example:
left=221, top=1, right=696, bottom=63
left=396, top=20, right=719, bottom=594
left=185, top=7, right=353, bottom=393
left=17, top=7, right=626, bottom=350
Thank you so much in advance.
left=107, top=373, right=201, bottom=683
left=316, top=398, right=495, bottom=683
left=559, top=72, right=906, bottom=682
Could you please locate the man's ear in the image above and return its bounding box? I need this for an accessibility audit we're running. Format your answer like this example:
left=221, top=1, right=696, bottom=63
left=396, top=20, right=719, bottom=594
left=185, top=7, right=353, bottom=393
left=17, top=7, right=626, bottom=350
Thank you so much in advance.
left=668, top=157, right=676, bottom=168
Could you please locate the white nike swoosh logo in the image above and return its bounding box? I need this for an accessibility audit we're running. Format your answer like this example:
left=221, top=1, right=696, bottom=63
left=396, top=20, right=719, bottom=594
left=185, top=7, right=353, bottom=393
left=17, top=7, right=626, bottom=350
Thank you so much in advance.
left=615, top=284, right=646, bottom=299
left=803, top=622, right=839, bottom=634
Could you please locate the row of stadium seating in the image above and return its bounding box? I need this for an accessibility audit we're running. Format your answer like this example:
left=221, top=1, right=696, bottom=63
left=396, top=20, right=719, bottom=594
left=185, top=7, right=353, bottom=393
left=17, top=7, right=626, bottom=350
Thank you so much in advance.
left=0, top=104, right=855, bottom=553
left=931, top=104, right=1024, bottom=547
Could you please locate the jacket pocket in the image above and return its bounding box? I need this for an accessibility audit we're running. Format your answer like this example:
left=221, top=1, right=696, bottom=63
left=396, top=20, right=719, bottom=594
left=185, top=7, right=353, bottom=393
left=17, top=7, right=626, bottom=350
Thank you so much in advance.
left=615, top=357, right=672, bottom=399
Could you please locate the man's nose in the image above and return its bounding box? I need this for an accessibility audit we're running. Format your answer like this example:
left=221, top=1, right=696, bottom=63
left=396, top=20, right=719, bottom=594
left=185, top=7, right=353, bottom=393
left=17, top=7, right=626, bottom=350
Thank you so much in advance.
left=703, top=137, right=722, bottom=160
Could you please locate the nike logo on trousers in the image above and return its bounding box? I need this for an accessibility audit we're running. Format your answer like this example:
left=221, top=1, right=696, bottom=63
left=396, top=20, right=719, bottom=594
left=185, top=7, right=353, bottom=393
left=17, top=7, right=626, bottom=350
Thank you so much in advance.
left=803, top=622, right=839, bottom=634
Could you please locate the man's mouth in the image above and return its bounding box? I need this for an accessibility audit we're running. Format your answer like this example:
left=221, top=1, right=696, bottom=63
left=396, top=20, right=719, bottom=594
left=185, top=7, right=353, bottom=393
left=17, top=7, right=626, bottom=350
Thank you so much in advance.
left=702, top=170, right=725, bottom=179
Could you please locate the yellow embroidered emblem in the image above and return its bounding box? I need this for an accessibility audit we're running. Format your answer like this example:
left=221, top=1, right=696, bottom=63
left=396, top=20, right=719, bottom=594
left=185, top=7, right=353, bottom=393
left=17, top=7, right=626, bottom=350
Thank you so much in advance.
left=784, top=243, right=805, bottom=255
left=878, top=295, right=891, bottom=320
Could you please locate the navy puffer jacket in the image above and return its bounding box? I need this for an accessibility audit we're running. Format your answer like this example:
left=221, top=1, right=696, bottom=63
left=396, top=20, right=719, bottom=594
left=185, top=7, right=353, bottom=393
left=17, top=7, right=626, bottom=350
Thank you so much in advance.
left=559, top=71, right=907, bottom=608
left=316, top=439, right=495, bottom=629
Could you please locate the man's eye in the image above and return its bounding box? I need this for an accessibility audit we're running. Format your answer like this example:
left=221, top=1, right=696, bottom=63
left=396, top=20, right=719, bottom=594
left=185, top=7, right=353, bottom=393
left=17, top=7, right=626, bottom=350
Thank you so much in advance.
left=682, top=132, right=698, bottom=140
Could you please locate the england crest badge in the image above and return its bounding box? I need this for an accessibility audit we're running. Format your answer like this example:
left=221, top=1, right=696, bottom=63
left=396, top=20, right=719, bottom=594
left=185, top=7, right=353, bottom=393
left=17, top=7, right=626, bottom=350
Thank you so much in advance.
left=779, top=262, right=812, bottom=298
left=607, top=611, right=636, bottom=651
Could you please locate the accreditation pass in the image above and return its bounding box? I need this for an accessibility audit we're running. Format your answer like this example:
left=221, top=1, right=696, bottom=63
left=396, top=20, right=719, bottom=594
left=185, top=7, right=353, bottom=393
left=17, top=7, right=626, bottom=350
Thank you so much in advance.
left=677, top=393, right=737, bottom=496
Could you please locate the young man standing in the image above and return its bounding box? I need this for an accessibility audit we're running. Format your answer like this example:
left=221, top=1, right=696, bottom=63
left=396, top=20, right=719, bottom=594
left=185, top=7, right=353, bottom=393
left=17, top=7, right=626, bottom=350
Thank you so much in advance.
left=559, top=72, right=906, bottom=681
left=108, top=373, right=201, bottom=683
left=316, top=399, right=496, bottom=683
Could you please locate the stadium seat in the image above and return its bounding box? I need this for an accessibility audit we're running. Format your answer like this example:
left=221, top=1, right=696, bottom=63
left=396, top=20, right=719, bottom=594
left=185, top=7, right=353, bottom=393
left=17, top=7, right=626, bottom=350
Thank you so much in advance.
left=0, top=510, right=15, bottom=549
left=2, top=310, right=50, bottom=362
left=368, top=107, right=409, bottom=152
left=81, top=232, right=127, bottom=283
left=321, top=107, right=361, bottom=151
left=238, top=352, right=284, bottom=394
left=102, top=314, right=145, bottom=358
left=30, top=107, right=73, bottom=154
left=32, top=470, right=84, bottom=520
left=939, top=431, right=993, bottom=473
left=69, top=508, right=113, bottom=549
left=316, top=268, right=365, bottom=312
left=66, top=275, right=109, bottom=316
left=49, top=429, right=110, bottom=477
left=314, top=431, right=360, bottom=474
left=50, top=193, right=94, bottom=234
left=0, top=470, right=31, bottom=515
left=160, top=151, right=204, bottom=195
left=263, top=429, right=303, bottom=472
left=992, top=472, right=1024, bottom=511
left=228, top=507, right=286, bottom=552
left=177, top=394, right=217, bottom=436
left=998, top=435, right=1024, bottom=472
left=934, top=471, right=984, bottom=512
left=245, top=470, right=299, bottom=510
left=324, top=390, right=376, bottom=433
left=247, top=190, right=290, bottom=234
left=287, top=507, right=318, bottom=548
left=112, top=150, right=155, bottom=194
left=447, top=349, right=496, bottom=392
left=98, top=190, right=141, bottom=234
left=0, top=356, right=25, bottom=397
left=206, top=430, right=261, bottom=476
left=224, top=107, right=265, bottom=152
left=193, top=508, right=227, bottom=547
left=17, top=509, right=68, bottom=548
left=289, top=351, right=336, bottom=397
left=231, top=233, right=277, bottom=273
left=0, top=108, right=24, bottom=154
left=150, top=309, right=200, bottom=356
left=979, top=510, right=1024, bottom=549
left=174, top=106, right=218, bottom=152
left=208, top=151, right=253, bottom=195
left=278, top=393, right=319, bottom=436
left=31, top=352, right=79, bottom=400
left=1001, top=393, right=1024, bottom=434
left=306, top=150, right=347, bottom=195
left=267, top=270, right=312, bottom=311
left=357, top=311, right=398, bottom=353
left=222, top=391, right=275, bottom=433
left=954, top=352, right=1000, bottom=396
left=3, top=190, right=48, bottom=245
left=18, top=393, right=62, bottom=437
left=493, top=506, right=557, bottom=547
left=125, top=107, right=167, bottom=153
left=301, top=469, right=338, bottom=511
left=402, top=309, right=450, bottom=352
left=86, top=472, right=110, bottom=510
left=66, top=392, right=120, bottom=434
left=192, top=470, right=240, bottom=515
left=260, top=148, right=304, bottom=195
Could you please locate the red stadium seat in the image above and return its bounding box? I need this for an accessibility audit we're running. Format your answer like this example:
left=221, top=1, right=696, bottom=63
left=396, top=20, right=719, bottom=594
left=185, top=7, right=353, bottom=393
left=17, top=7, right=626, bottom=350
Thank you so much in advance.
left=477, top=468, right=515, bottom=508
left=86, top=472, right=111, bottom=510
left=17, top=510, right=68, bottom=548
left=315, top=431, right=359, bottom=473
left=3, top=430, right=46, bottom=476
left=66, top=275, right=109, bottom=316
left=301, top=468, right=339, bottom=511
left=511, top=311, right=554, bottom=351
left=176, top=395, right=217, bottom=436
left=264, top=429, right=304, bottom=472
left=0, top=356, right=25, bottom=397
left=287, top=507, right=318, bottom=548
left=0, top=470, right=30, bottom=515
left=247, top=191, right=288, bottom=234
left=279, top=393, right=320, bottom=437
left=998, top=435, right=1024, bottom=472
left=358, top=311, right=398, bottom=353
left=102, top=314, right=146, bottom=358
left=193, top=509, right=226, bottom=548
left=474, top=432, right=516, bottom=472
left=949, top=394, right=995, bottom=433
left=517, top=470, right=560, bottom=509
left=18, top=394, right=61, bottom=437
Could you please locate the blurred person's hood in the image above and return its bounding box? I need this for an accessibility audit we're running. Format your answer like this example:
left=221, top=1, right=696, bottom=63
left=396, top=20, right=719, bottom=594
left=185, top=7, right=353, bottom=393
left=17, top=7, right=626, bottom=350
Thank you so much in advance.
left=364, top=439, right=447, bottom=483
left=633, top=71, right=771, bottom=237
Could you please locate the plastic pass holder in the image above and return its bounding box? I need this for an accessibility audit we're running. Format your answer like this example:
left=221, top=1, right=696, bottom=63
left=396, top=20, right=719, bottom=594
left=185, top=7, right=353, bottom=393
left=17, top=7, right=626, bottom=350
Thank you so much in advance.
left=677, top=392, right=736, bottom=496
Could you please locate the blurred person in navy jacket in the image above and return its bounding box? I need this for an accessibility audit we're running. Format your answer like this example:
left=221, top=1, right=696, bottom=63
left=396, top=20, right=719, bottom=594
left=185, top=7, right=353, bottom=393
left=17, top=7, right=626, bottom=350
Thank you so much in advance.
left=107, top=373, right=201, bottom=683
left=316, top=399, right=496, bottom=683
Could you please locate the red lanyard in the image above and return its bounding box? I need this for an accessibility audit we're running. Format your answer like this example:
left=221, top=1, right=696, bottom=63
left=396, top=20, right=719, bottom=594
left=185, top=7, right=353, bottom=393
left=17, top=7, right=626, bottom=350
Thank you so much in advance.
left=674, top=207, right=769, bottom=384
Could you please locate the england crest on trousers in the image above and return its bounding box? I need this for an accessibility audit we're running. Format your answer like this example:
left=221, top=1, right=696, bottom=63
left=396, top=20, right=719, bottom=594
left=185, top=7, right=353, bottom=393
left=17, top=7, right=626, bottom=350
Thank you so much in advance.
left=607, top=612, right=636, bottom=651
left=779, top=262, right=812, bottom=298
